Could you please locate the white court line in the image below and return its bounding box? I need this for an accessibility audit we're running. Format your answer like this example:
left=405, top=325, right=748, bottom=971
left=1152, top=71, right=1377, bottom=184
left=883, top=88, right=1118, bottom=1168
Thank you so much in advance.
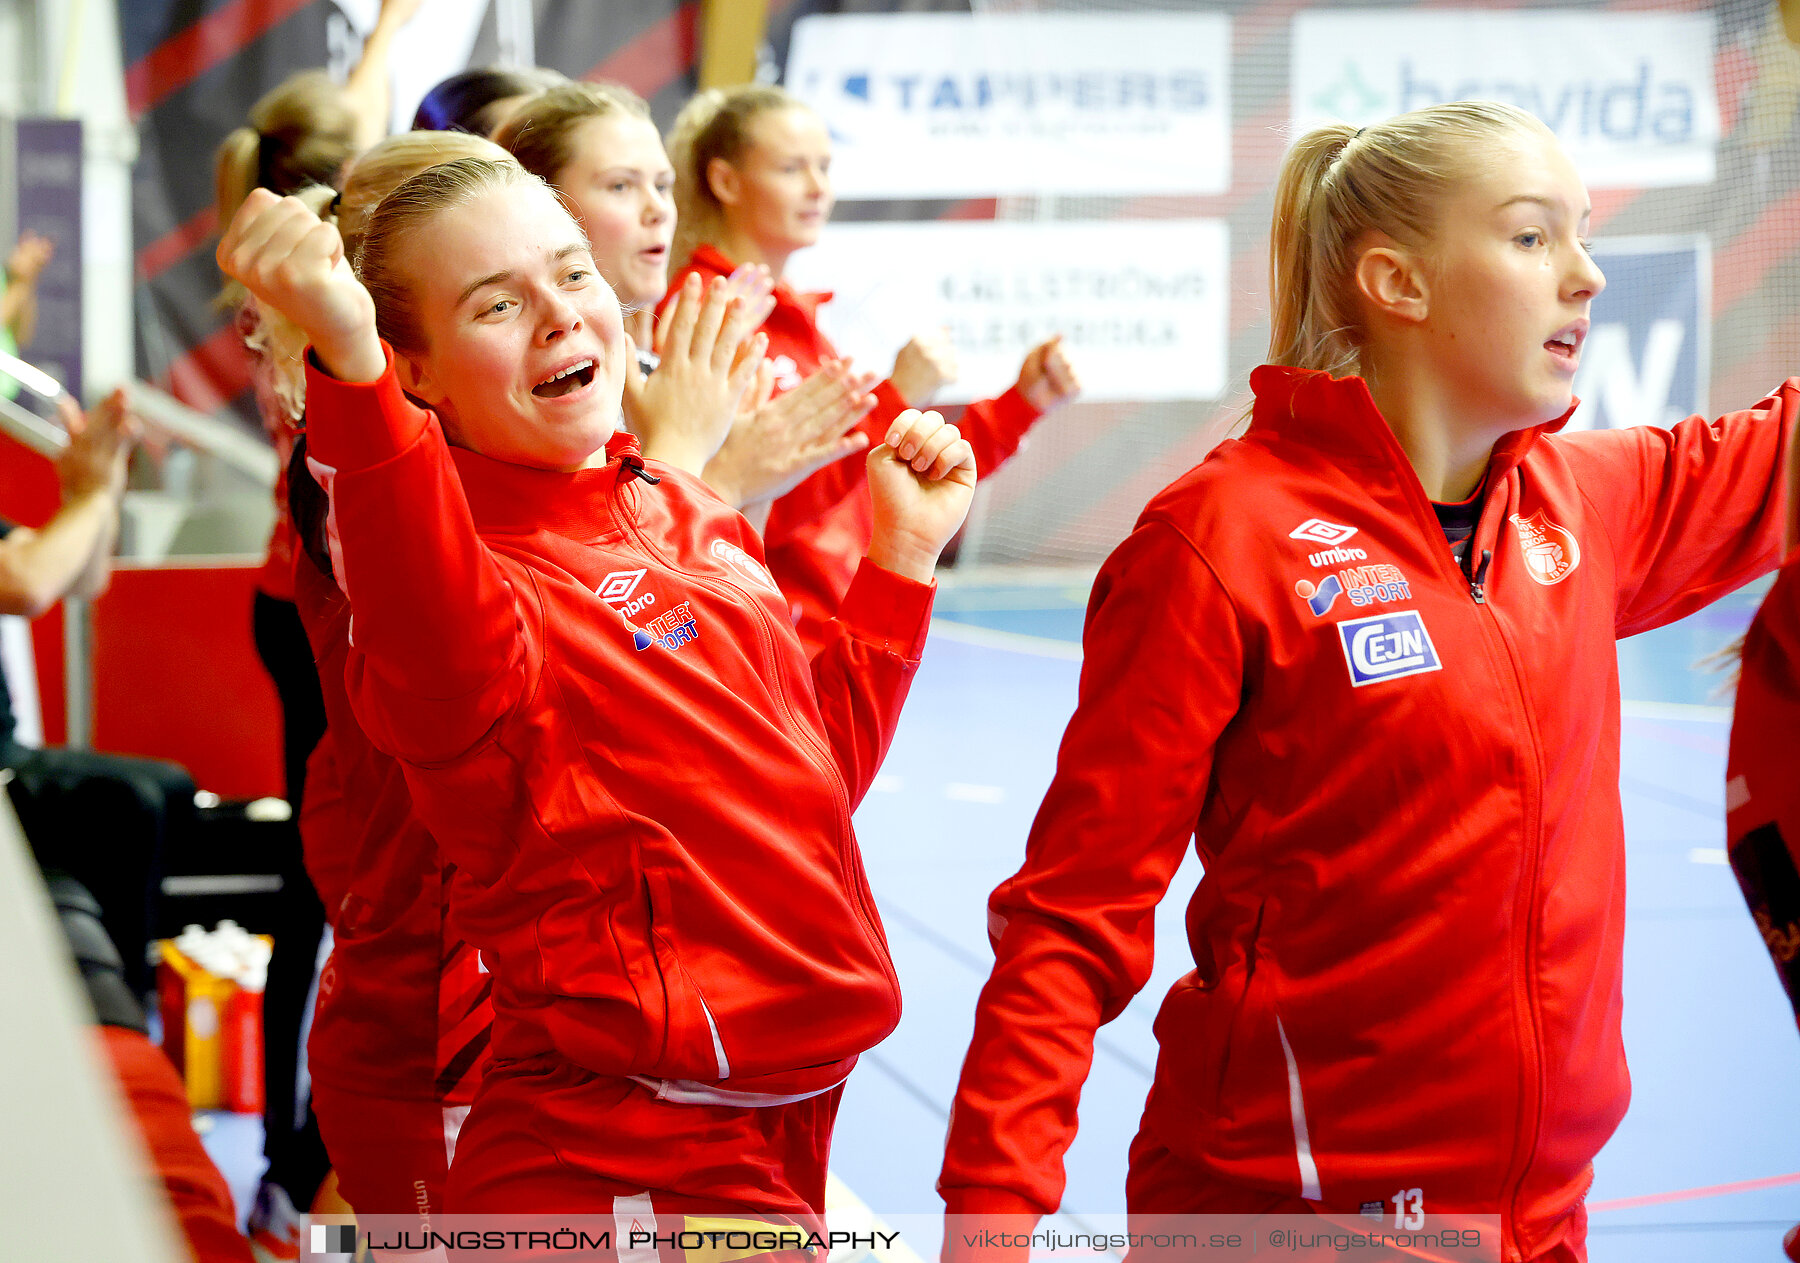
left=928, top=618, right=1082, bottom=660
left=1621, top=699, right=1731, bottom=723
left=1688, top=847, right=1730, bottom=866
left=872, top=774, right=904, bottom=794
left=945, top=783, right=1007, bottom=804
left=825, top=1173, right=927, bottom=1263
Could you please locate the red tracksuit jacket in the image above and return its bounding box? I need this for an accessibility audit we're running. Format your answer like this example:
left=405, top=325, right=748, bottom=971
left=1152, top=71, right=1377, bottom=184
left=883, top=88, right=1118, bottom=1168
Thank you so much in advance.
left=669, top=244, right=1041, bottom=651
left=302, top=348, right=929, bottom=1104
left=295, top=550, right=491, bottom=1108
left=939, top=366, right=1795, bottom=1261
left=1727, top=544, right=1800, bottom=1030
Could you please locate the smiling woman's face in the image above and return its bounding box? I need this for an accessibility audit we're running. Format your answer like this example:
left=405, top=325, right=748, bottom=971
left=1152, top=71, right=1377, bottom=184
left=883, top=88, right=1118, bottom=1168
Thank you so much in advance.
left=393, top=180, right=630, bottom=471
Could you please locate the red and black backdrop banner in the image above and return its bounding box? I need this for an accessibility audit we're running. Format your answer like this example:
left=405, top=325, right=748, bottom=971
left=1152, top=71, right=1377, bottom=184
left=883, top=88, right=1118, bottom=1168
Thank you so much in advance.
left=122, top=0, right=721, bottom=428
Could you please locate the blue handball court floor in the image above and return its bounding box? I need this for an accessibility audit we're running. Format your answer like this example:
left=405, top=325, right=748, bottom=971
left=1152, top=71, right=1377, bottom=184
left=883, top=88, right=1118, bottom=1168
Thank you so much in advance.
left=201, top=574, right=1800, bottom=1261
left=823, top=571, right=1800, bottom=1261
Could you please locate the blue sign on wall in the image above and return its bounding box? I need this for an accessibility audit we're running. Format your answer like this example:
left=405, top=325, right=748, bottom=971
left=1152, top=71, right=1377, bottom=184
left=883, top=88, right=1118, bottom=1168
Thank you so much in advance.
left=1569, top=235, right=1709, bottom=431
left=13, top=118, right=83, bottom=407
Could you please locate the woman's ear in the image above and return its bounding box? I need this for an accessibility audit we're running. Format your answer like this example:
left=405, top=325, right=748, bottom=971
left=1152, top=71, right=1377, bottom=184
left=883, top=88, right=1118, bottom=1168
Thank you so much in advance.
left=393, top=350, right=446, bottom=407
left=706, top=156, right=740, bottom=209
left=1354, top=243, right=1430, bottom=325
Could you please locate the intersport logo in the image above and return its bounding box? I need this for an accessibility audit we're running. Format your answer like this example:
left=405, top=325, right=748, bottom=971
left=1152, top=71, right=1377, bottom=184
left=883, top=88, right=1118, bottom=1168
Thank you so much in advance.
left=1291, top=10, right=1720, bottom=190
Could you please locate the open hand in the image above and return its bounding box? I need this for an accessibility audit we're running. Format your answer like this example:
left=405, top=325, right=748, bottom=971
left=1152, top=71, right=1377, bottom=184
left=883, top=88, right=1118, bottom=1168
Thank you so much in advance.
left=624, top=272, right=766, bottom=474
left=864, top=409, right=976, bottom=584
left=718, top=262, right=777, bottom=328
left=1016, top=334, right=1080, bottom=412
left=55, top=389, right=139, bottom=501
left=891, top=328, right=957, bottom=407
left=216, top=189, right=382, bottom=383
left=6, top=231, right=54, bottom=286
left=704, top=359, right=878, bottom=507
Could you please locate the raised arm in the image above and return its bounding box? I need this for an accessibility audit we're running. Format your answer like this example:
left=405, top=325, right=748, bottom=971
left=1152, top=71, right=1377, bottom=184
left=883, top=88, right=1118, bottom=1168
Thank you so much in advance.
left=809, top=409, right=973, bottom=802
left=938, top=517, right=1242, bottom=1228
left=1555, top=381, right=1798, bottom=636
left=219, top=189, right=529, bottom=764
left=2, top=231, right=54, bottom=349
left=342, top=0, right=422, bottom=152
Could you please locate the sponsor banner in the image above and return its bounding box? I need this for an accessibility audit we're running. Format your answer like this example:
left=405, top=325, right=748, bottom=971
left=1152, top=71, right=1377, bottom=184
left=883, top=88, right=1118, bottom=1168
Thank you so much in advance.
left=1291, top=10, right=1720, bottom=189
left=783, top=13, right=1231, bottom=198
left=783, top=220, right=1228, bottom=404
left=1570, top=235, right=1709, bottom=431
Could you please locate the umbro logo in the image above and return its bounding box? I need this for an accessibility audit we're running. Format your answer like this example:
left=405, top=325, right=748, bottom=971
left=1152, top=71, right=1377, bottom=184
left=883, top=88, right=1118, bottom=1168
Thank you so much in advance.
left=1289, top=518, right=1359, bottom=546
left=597, top=568, right=657, bottom=617
left=597, top=569, right=645, bottom=603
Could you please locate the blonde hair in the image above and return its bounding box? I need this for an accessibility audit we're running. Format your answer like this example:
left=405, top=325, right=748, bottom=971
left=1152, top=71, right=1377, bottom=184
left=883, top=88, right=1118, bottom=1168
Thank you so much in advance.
left=1267, top=101, right=1553, bottom=379
left=354, top=155, right=539, bottom=354
left=337, top=130, right=510, bottom=259
left=214, top=71, right=358, bottom=229
left=667, top=83, right=806, bottom=269
left=495, top=81, right=652, bottom=187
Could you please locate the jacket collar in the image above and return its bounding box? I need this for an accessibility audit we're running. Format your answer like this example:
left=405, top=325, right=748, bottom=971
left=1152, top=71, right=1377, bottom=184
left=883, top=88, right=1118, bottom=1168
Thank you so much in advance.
left=1247, top=364, right=1576, bottom=490
left=449, top=429, right=641, bottom=541
left=685, top=242, right=834, bottom=322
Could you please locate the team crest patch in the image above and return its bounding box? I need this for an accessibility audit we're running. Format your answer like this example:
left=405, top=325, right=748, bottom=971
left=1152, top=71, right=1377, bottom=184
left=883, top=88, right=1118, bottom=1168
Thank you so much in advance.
left=711, top=539, right=781, bottom=595
left=1509, top=512, right=1581, bottom=585
left=770, top=354, right=802, bottom=392
left=1337, top=611, right=1442, bottom=687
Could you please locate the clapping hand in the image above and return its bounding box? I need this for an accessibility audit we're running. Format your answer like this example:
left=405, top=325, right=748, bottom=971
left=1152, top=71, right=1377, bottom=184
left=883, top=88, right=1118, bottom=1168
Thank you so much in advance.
left=704, top=359, right=879, bottom=508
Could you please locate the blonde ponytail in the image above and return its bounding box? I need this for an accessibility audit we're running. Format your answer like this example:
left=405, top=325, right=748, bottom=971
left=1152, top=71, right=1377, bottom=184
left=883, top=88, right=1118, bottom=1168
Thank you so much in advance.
left=213, top=70, right=359, bottom=227
left=1267, top=101, right=1552, bottom=379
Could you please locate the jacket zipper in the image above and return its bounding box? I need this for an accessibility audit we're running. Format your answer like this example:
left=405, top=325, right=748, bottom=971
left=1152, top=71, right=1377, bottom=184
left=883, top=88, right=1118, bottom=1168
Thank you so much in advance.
left=608, top=467, right=900, bottom=1000
left=1404, top=479, right=1543, bottom=1263
left=1452, top=500, right=1545, bottom=1263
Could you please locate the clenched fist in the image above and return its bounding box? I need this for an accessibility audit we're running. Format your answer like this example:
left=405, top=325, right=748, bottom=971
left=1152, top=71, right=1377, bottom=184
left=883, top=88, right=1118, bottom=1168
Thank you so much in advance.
left=891, top=328, right=958, bottom=407
left=864, top=409, right=976, bottom=584
left=216, top=188, right=383, bottom=383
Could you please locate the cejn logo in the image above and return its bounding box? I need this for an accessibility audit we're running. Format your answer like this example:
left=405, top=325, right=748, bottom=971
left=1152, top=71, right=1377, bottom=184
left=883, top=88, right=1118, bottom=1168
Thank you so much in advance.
left=1337, top=611, right=1442, bottom=687
left=1289, top=518, right=1359, bottom=546
left=597, top=568, right=657, bottom=617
